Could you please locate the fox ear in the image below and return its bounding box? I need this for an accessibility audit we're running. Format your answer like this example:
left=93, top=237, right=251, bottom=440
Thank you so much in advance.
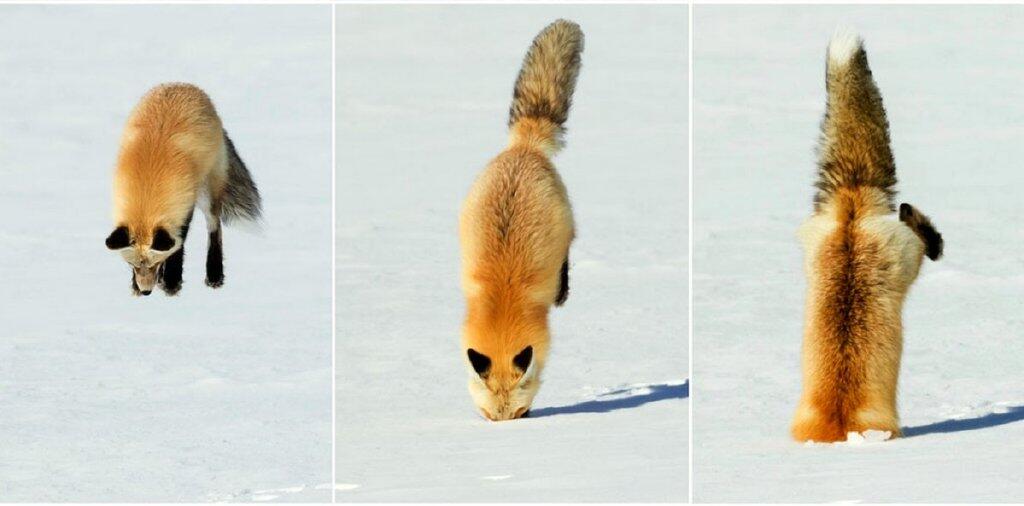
left=899, top=203, right=913, bottom=221
left=151, top=228, right=175, bottom=251
left=105, top=226, right=130, bottom=250
left=467, top=348, right=491, bottom=377
left=513, top=345, right=533, bottom=373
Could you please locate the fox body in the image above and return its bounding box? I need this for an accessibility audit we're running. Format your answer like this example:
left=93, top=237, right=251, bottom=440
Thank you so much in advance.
left=792, top=33, right=943, bottom=442
left=459, top=20, right=583, bottom=421
left=105, top=83, right=261, bottom=296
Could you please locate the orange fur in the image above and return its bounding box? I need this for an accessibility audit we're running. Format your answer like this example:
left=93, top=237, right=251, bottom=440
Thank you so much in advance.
left=794, top=188, right=922, bottom=442
left=113, top=82, right=226, bottom=244
left=459, top=20, right=583, bottom=421
left=792, top=33, right=939, bottom=442
left=106, top=82, right=257, bottom=296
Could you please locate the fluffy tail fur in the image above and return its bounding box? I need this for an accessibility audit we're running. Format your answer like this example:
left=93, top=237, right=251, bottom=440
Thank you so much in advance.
left=814, top=30, right=897, bottom=210
left=221, top=131, right=262, bottom=223
left=507, top=19, right=584, bottom=155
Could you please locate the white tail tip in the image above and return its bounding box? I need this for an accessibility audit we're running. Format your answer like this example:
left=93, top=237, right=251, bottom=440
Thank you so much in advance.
left=828, top=28, right=862, bottom=67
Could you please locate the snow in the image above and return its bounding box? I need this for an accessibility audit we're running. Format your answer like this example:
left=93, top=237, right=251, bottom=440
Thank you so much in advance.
left=336, top=4, right=688, bottom=502
left=694, top=5, right=1024, bottom=502
left=0, top=5, right=332, bottom=502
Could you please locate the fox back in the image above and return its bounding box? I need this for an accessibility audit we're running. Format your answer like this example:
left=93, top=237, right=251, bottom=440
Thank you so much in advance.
left=113, top=83, right=225, bottom=247
left=792, top=32, right=942, bottom=443
left=459, top=20, right=583, bottom=421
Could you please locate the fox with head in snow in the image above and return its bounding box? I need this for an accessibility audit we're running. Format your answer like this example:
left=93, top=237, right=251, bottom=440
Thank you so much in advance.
left=459, top=20, right=583, bottom=421
left=792, top=32, right=943, bottom=442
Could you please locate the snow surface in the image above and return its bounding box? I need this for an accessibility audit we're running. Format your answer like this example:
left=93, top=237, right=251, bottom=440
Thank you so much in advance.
left=336, top=5, right=688, bottom=502
left=0, top=6, right=332, bottom=502
left=694, top=6, right=1024, bottom=503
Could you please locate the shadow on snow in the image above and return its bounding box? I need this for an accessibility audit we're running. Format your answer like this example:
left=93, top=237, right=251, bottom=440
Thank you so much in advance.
left=529, top=381, right=688, bottom=418
left=902, top=405, right=1024, bottom=438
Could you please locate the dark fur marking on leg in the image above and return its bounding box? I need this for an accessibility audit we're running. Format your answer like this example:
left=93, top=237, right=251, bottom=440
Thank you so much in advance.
left=205, top=228, right=224, bottom=288
left=554, top=258, right=569, bottom=306
left=899, top=203, right=943, bottom=261
left=160, top=221, right=190, bottom=296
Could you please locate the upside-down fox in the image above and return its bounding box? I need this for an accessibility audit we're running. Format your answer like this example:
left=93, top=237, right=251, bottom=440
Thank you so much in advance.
left=792, top=32, right=943, bottom=442
left=105, top=83, right=262, bottom=296
left=458, top=20, right=584, bottom=421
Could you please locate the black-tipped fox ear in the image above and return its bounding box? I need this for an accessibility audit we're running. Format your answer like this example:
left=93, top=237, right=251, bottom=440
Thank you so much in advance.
left=899, top=203, right=913, bottom=221
left=105, top=226, right=130, bottom=250
left=513, top=345, right=533, bottom=373
left=151, top=228, right=175, bottom=251
left=467, top=348, right=491, bottom=377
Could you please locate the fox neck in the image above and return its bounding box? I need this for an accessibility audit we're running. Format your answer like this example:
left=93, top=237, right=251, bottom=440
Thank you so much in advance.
left=464, top=295, right=551, bottom=362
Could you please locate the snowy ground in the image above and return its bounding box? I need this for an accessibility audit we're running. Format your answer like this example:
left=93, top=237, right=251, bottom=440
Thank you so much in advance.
left=0, top=6, right=332, bottom=502
left=694, top=6, right=1024, bottom=503
left=336, top=5, right=688, bottom=502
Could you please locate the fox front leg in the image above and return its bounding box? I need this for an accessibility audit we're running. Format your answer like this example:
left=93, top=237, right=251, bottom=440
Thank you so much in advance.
left=160, top=221, right=190, bottom=296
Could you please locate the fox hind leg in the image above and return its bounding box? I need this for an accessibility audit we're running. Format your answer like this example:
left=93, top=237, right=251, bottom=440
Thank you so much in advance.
left=204, top=200, right=224, bottom=288
left=791, top=401, right=846, bottom=443
left=206, top=227, right=223, bottom=288
left=555, top=257, right=569, bottom=306
left=899, top=203, right=943, bottom=261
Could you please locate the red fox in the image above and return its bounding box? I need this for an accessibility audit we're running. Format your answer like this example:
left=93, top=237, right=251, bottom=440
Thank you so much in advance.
left=792, top=32, right=943, bottom=442
left=458, top=20, right=583, bottom=421
left=104, top=83, right=262, bottom=296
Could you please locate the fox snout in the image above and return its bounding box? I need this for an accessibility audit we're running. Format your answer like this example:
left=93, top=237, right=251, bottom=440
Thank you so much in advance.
left=479, top=405, right=531, bottom=422
left=132, top=264, right=161, bottom=295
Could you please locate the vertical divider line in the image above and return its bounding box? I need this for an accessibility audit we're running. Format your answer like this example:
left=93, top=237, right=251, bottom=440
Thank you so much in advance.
left=687, top=1, right=694, bottom=503
left=331, top=2, right=337, bottom=504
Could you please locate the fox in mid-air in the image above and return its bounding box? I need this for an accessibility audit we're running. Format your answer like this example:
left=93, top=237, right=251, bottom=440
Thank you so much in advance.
left=458, top=20, right=583, bottom=421
left=105, top=83, right=262, bottom=296
left=792, top=32, right=943, bottom=442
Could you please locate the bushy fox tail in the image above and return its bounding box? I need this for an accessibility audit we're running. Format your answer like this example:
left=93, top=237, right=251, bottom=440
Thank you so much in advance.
left=221, top=131, right=262, bottom=224
left=507, top=19, right=584, bottom=156
left=814, top=30, right=897, bottom=210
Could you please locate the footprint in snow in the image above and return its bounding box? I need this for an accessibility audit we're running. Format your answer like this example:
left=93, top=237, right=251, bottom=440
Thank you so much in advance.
left=250, top=484, right=308, bottom=502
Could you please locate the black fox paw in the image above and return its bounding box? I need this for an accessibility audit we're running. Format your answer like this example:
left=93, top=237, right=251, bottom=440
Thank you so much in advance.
left=205, top=277, right=224, bottom=289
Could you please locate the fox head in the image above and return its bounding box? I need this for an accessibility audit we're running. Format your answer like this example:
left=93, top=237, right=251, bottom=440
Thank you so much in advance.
left=105, top=224, right=180, bottom=295
left=464, top=343, right=545, bottom=421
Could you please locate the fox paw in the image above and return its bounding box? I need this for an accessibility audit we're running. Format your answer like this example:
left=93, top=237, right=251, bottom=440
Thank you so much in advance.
left=205, top=277, right=224, bottom=289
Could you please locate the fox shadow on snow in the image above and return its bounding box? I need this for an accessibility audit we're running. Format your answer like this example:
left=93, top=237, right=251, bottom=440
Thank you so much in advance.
left=529, top=381, right=689, bottom=418
left=902, top=405, right=1024, bottom=438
